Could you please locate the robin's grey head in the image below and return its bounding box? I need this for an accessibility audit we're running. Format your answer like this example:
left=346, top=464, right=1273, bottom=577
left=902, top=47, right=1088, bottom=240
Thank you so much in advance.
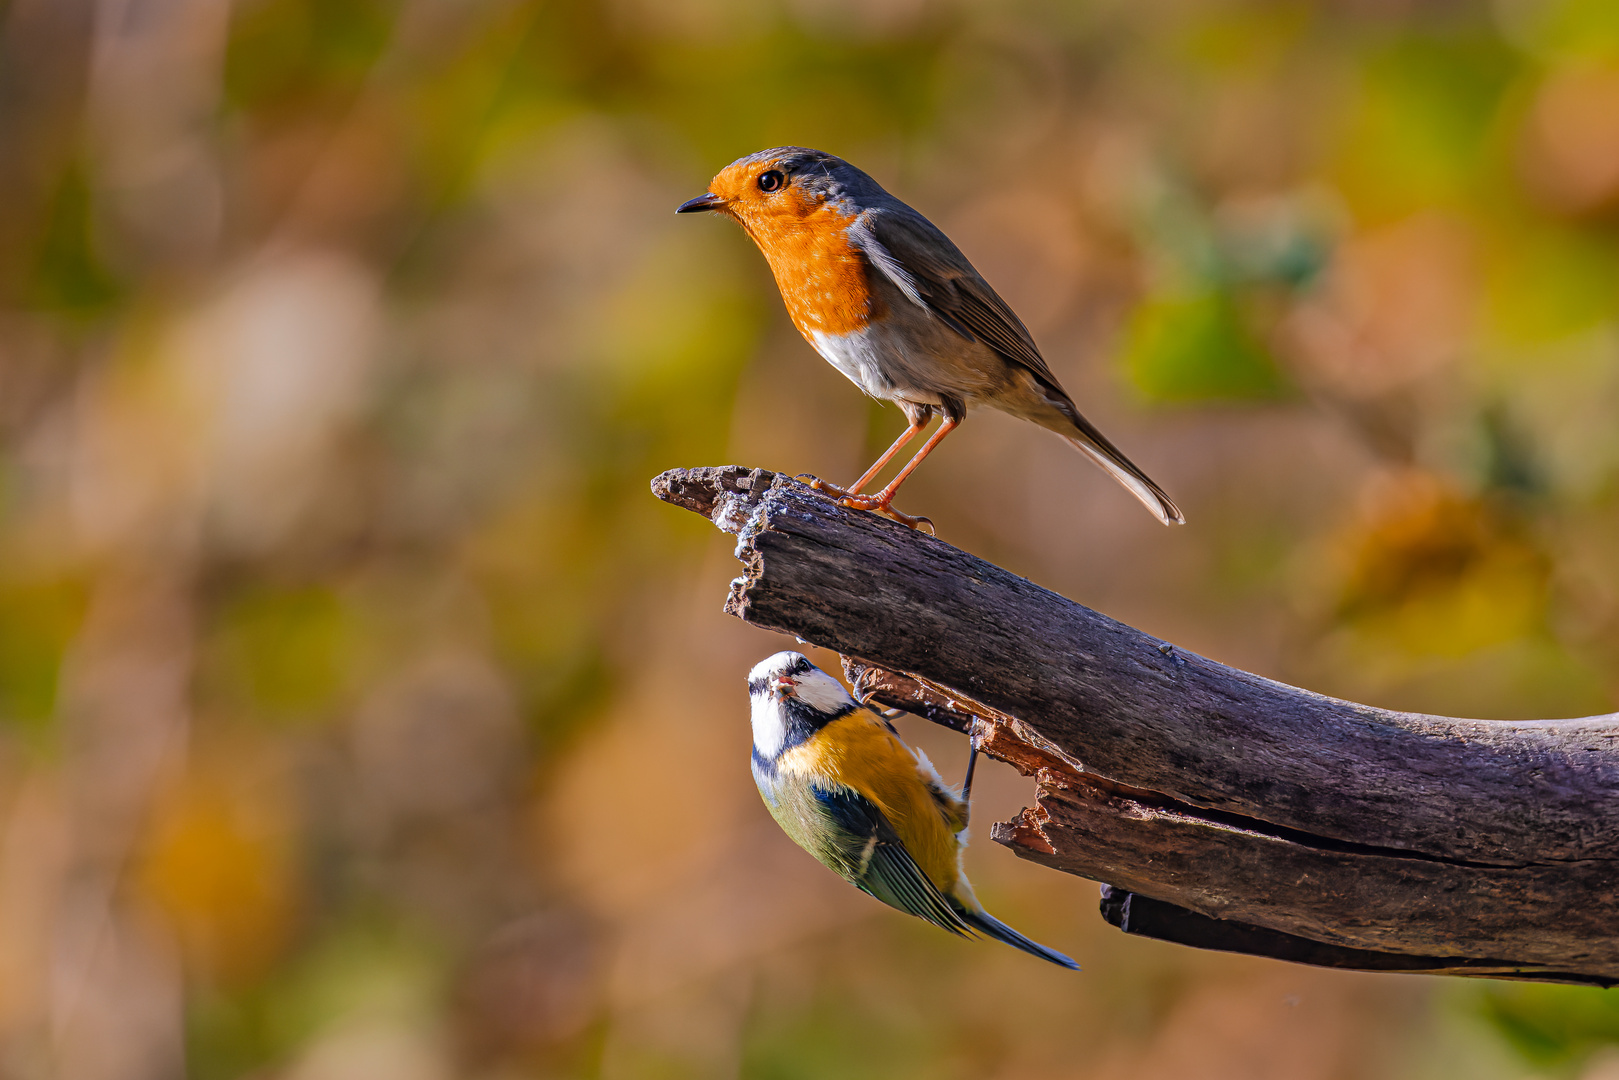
left=677, top=146, right=884, bottom=221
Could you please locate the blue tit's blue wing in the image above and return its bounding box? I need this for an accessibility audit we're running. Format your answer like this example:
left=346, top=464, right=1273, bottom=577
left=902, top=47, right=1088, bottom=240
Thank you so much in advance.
left=811, top=785, right=974, bottom=937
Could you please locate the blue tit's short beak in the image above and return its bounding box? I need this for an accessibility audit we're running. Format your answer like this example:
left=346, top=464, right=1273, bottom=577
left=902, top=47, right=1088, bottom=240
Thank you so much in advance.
left=676, top=192, right=725, bottom=214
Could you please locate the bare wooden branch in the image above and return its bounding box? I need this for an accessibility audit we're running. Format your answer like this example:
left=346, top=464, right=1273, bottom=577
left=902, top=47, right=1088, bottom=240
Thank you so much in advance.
left=653, top=466, right=1619, bottom=986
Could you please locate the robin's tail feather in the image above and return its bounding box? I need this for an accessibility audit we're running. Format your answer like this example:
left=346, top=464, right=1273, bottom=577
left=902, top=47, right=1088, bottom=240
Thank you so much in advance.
left=958, top=907, right=1081, bottom=969
left=1061, top=416, right=1184, bottom=526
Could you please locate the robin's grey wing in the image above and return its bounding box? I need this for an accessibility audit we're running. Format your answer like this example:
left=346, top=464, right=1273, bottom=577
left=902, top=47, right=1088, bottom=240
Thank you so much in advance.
left=849, top=208, right=1062, bottom=391
left=852, top=205, right=1186, bottom=526
left=810, top=784, right=973, bottom=937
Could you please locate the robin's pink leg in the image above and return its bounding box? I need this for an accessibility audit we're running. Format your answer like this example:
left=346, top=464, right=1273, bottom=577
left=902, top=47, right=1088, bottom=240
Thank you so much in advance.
left=802, top=417, right=928, bottom=500
left=839, top=417, right=959, bottom=529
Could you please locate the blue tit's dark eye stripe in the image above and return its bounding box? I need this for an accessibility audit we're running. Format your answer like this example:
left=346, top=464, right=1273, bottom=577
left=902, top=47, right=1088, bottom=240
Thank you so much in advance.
left=747, top=676, right=771, bottom=696
left=788, top=657, right=812, bottom=676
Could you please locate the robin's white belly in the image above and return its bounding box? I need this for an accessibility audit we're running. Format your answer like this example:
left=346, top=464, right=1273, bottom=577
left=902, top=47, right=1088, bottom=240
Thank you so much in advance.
left=809, top=327, right=944, bottom=407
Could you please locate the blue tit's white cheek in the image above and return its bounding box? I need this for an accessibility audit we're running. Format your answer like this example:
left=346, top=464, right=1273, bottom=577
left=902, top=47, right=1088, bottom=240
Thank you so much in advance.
left=750, top=691, right=789, bottom=758
left=794, top=669, right=855, bottom=715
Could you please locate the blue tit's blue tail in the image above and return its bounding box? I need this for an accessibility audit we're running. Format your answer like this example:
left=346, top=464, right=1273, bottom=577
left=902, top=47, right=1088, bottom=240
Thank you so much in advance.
left=959, top=907, right=1081, bottom=970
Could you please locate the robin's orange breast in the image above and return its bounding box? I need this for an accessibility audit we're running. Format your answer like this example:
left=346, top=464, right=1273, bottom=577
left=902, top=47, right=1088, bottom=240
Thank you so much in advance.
left=743, top=203, right=886, bottom=341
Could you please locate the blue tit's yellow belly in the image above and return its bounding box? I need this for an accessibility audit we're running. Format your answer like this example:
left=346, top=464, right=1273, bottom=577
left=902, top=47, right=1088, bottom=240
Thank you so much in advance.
left=777, top=712, right=962, bottom=895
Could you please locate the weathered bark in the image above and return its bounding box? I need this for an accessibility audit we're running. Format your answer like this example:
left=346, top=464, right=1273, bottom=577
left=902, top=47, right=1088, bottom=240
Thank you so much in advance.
left=653, top=466, right=1619, bottom=986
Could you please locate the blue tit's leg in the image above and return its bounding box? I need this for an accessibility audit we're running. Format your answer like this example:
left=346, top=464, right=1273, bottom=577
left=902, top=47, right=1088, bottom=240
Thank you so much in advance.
left=961, top=739, right=979, bottom=821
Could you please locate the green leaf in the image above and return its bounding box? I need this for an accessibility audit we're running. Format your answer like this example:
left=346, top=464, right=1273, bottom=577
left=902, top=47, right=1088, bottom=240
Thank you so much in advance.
left=1123, top=291, right=1289, bottom=403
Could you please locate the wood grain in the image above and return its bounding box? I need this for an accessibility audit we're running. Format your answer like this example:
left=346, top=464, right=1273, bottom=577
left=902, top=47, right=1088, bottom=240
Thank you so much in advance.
left=652, top=466, right=1619, bottom=982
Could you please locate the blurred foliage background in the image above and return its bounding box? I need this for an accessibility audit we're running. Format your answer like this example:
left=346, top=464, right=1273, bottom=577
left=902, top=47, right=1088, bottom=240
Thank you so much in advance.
left=0, top=0, right=1616, bottom=1076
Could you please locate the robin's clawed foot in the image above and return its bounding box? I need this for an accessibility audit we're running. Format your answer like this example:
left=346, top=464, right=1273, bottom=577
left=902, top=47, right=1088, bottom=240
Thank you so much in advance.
left=836, top=493, right=934, bottom=533
left=793, top=474, right=933, bottom=532
left=795, top=473, right=855, bottom=500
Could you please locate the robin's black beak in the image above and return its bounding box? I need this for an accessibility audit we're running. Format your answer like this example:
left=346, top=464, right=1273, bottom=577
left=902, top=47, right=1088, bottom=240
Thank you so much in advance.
left=676, top=192, right=725, bottom=214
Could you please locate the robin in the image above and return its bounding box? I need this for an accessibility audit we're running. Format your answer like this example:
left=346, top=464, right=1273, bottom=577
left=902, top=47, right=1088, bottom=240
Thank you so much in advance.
left=677, top=146, right=1184, bottom=528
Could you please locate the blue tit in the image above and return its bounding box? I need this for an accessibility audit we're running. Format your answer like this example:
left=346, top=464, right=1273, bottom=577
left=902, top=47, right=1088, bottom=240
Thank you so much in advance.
left=747, top=651, right=1079, bottom=969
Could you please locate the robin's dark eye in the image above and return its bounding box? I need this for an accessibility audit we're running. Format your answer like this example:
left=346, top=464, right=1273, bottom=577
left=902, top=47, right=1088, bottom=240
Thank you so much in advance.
left=757, top=170, right=785, bottom=193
